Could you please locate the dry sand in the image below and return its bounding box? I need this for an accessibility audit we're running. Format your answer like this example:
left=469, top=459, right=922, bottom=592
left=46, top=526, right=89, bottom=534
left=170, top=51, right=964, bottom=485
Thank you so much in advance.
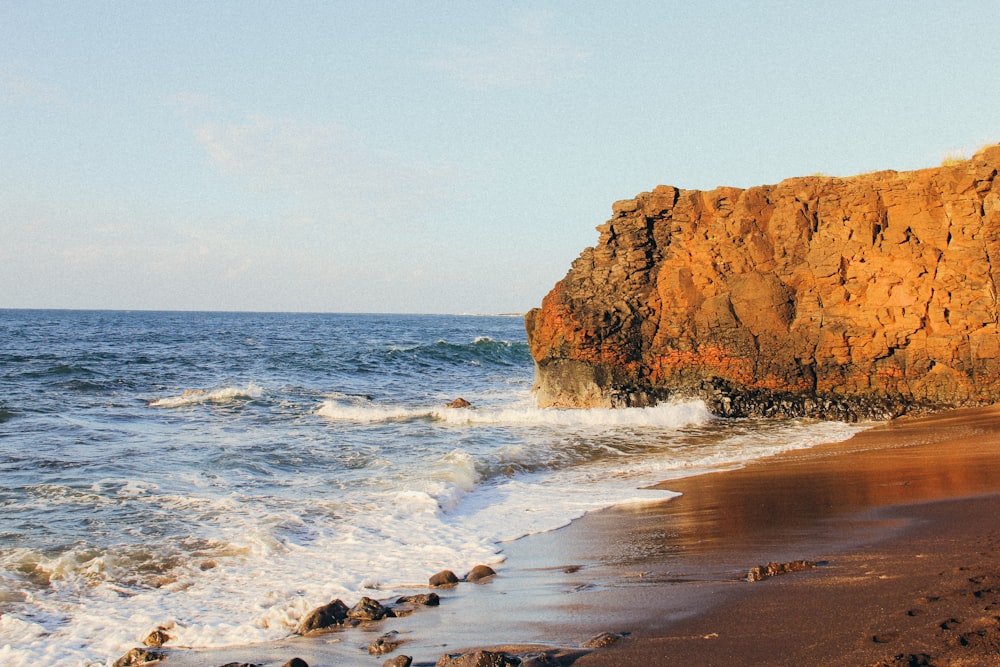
left=156, top=406, right=1000, bottom=666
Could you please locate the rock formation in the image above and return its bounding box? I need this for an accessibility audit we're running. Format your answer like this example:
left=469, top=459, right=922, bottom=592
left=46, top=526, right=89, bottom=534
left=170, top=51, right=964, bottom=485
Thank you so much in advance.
left=526, top=145, right=1000, bottom=419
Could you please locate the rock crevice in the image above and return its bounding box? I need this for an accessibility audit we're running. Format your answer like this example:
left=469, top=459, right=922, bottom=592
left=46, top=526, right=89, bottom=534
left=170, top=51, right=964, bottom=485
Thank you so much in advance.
left=526, top=146, right=1000, bottom=419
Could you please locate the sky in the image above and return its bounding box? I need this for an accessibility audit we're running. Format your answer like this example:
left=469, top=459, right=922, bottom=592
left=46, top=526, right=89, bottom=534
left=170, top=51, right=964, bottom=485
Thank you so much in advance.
left=2, top=1, right=998, bottom=315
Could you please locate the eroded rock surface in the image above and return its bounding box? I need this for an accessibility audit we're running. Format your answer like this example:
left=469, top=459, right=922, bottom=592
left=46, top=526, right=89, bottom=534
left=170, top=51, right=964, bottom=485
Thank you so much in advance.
left=526, top=146, right=1000, bottom=419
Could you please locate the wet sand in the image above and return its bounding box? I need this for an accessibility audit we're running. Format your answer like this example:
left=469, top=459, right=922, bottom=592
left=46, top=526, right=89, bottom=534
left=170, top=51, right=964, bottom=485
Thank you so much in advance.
left=563, top=406, right=1000, bottom=666
left=156, top=406, right=1000, bottom=666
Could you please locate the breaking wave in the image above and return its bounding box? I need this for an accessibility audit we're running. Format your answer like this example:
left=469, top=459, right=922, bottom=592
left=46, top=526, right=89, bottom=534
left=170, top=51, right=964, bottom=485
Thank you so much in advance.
left=148, top=383, right=263, bottom=408
left=316, top=396, right=713, bottom=428
left=383, top=337, right=529, bottom=368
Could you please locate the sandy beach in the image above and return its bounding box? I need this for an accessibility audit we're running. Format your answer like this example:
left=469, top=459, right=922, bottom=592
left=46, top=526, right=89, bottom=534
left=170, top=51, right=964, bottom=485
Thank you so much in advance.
left=154, top=406, right=1000, bottom=666
left=564, top=406, right=1000, bottom=666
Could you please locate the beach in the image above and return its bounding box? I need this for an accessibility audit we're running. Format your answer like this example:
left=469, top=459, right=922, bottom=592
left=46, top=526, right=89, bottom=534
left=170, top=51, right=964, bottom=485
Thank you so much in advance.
left=154, top=405, right=1000, bottom=666
left=563, top=405, right=1000, bottom=666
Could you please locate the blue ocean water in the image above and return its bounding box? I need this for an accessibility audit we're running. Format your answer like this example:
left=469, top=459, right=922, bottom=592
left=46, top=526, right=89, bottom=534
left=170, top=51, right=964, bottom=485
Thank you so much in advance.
left=0, top=310, right=865, bottom=666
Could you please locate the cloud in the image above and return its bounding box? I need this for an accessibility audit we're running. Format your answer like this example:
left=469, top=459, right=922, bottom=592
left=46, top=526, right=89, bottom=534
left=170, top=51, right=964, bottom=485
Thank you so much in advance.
left=0, top=67, right=65, bottom=105
left=194, top=115, right=354, bottom=188
left=425, top=10, right=587, bottom=90
left=192, top=113, right=458, bottom=224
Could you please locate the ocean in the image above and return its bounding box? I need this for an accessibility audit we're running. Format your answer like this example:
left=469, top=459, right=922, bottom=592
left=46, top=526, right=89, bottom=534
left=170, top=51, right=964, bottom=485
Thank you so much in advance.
left=0, top=310, right=866, bottom=666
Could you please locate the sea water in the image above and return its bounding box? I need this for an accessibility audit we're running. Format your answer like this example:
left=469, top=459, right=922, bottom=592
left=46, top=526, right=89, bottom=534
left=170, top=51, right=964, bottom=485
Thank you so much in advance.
left=0, top=310, right=866, bottom=666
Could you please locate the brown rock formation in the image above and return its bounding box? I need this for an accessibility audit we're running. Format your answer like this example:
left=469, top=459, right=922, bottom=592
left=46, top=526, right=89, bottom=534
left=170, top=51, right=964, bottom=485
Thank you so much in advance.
left=526, top=145, right=1000, bottom=419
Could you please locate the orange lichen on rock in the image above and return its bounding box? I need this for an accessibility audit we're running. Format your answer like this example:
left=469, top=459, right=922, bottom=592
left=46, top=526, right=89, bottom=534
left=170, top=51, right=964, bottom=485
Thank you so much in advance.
left=526, top=145, right=1000, bottom=419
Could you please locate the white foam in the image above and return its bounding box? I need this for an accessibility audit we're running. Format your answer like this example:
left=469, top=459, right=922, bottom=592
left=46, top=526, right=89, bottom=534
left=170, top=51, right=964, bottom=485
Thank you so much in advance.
left=148, top=383, right=263, bottom=408
left=116, top=480, right=159, bottom=497
left=317, top=397, right=714, bottom=428
left=601, top=418, right=870, bottom=484
left=439, top=400, right=713, bottom=427
left=0, top=614, right=47, bottom=645
left=316, top=401, right=429, bottom=422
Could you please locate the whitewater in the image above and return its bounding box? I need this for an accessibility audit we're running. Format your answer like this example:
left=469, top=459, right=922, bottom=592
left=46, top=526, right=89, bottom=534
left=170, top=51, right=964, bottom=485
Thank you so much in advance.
left=0, top=310, right=866, bottom=666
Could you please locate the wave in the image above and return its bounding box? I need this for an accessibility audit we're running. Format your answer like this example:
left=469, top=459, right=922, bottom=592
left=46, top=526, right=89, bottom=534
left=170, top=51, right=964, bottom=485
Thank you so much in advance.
left=421, top=448, right=481, bottom=513
left=148, top=383, right=263, bottom=408
left=62, top=379, right=112, bottom=393
left=317, top=397, right=712, bottom=428
left=316, top=401, right=431, bottom=422
left=384, top=337, right=530, bottom=368
left=21, top=363, right=100, bottom=379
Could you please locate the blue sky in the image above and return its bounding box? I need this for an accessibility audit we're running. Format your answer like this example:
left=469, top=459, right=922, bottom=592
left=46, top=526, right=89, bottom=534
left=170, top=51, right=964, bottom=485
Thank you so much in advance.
left=2, top=1, right=998, bottom=314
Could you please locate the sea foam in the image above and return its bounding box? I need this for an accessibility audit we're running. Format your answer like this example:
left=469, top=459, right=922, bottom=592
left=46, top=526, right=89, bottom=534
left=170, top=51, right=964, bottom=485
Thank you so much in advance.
left=148, top=383, right=263, bottom=407
left=316, top=396, right=714, bottom=427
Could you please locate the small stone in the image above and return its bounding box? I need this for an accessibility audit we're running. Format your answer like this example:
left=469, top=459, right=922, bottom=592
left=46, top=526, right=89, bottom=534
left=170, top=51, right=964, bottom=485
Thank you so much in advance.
left=396, top=592, right=440, bottom=606
left=383, top=656, right=413, bottom=667
left=429, top=570, right=459, bottom=587
left=368, top=630, right=402, bottom=655
left=281, top=660, right=309, bottom=667
left=295, top=599, right=349, bottom=634
left=142, top=629, right=170, bottom=647
left=519, top=653, right=560, bottom=667
left=348, top=596, right=391, bottom=621
left=465, top=564, right=496, bottom=582
left=582, top=631, right=629, bottom=648
left=747, top=559, right=816, bottom=582
left=113, top=647, right=166, bottom=667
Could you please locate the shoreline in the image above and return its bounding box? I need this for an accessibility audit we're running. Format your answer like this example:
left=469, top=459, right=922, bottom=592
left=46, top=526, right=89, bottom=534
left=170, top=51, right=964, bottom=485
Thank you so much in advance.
left=575, top=493, right=1000, bottom=666
left=564, top=404, right=1000, bottom=666
left=145, top=406, right=1000, bottom=666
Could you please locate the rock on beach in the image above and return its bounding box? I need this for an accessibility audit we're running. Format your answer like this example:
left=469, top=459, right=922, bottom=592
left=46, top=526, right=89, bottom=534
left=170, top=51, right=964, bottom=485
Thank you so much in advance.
left=465, top=564, right=497, bottom=582
left=112, top=647, right=165, bottom=666
left=295, top=598, right=349, bottom=634
left=347, top=596, right=393, bottom=622
left=430, top=569, right=460, bottom=587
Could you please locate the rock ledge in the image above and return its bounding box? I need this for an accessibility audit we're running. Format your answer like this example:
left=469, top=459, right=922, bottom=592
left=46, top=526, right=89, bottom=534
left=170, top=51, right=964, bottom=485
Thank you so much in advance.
left=527, top=146, right=1000, bottom=419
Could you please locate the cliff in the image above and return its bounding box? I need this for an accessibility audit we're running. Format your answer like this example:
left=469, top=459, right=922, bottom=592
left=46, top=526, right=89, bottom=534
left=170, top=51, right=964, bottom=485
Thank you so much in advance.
left=526, top=145, right=1000, bottom=419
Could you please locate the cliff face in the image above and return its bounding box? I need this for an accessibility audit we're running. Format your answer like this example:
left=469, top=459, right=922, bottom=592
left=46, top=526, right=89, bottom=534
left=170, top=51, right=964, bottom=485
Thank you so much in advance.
left=526, top=145, right=1000, bottom=419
